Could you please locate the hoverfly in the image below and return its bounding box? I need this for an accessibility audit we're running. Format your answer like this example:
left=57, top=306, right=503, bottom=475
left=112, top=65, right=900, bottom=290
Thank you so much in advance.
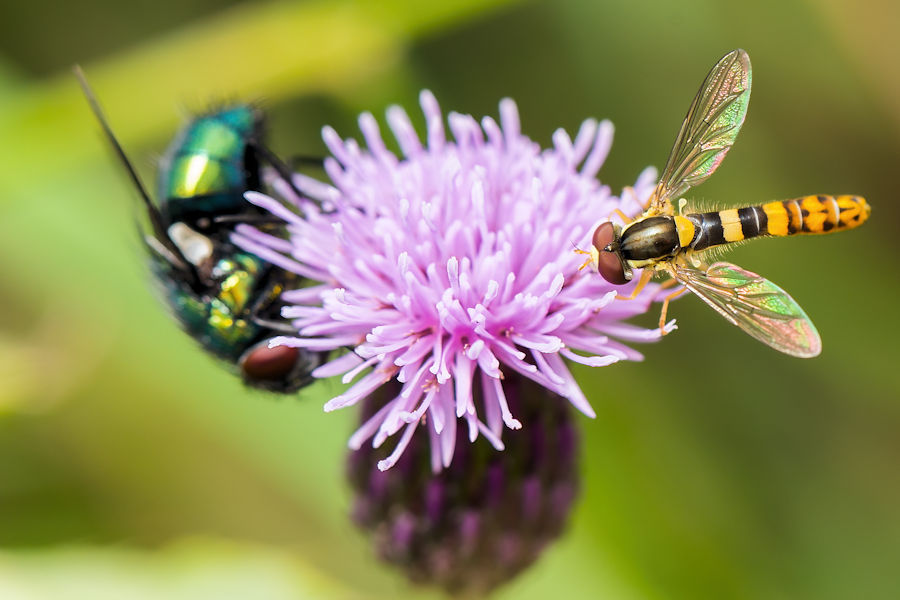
left=75, top=67, right=325, bottom=391
left=583, top=49, right=869, bottom=357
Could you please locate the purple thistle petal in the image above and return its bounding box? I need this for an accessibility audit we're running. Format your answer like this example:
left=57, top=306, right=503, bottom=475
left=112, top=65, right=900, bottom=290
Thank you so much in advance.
left=312, top=352, right=363, bottom=379
left=235, top=91, right=667, bottom=470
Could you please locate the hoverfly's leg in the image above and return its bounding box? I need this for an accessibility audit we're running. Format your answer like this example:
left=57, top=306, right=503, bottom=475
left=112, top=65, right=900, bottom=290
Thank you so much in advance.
left=639, top=182, right=664, bottom=214
left=620, top=185, right=648, bottom=216
left=614, top=268, right=653, bottom=301
left=658, top=278, right=679, bottom=290
left=658, top=286, right=688, bottom=335
left=610, top=208, right=632, bottom=225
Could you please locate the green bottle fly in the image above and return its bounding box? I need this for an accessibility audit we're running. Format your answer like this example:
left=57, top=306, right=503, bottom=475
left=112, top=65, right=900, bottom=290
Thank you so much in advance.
left=76, top=69, right=324, bottom=392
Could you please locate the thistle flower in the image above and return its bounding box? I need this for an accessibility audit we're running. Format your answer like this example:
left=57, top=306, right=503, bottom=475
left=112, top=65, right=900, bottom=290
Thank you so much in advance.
left=347, top=375, right=579, bottom=595
left=233, top=91, right=665, bottom=471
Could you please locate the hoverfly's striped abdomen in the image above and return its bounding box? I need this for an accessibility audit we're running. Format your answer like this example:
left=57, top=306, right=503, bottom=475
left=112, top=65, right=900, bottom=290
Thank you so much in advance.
left=761, top=195, right=869, bottom=236
left=681, top=195, right=869, bottom=251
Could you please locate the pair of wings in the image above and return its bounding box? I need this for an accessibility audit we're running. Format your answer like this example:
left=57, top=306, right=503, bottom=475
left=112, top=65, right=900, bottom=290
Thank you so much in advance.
left=647, top=49, right=821, bottom=357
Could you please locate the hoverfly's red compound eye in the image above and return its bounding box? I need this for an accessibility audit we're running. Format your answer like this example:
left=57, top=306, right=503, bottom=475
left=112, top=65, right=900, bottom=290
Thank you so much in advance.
left=591, top=222, right=629, bottom=285
left=240, top=341, right=301, bottom=383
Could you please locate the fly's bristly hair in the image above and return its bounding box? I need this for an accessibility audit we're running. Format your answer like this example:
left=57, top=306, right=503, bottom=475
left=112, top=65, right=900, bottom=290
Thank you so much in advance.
left=175, top=96, right=263, bottom=121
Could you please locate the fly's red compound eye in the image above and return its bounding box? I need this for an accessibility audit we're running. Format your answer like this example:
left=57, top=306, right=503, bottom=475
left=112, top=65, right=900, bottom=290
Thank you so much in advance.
left=591, top=222, right=629, bottom=285
left=240, top=342, right=300, bottom=383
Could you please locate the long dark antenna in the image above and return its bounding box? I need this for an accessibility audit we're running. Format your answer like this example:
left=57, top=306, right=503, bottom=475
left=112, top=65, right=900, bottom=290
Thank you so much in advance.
left=73, top=65, right=191, bottom=270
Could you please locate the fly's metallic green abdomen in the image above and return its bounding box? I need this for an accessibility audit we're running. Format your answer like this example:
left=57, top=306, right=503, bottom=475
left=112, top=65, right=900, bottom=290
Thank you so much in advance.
left=161, top=252, right=263, bottom=361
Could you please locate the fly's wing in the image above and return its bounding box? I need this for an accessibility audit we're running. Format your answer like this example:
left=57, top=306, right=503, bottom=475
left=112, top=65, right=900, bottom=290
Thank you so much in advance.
left=672, top=261, right=821, bottom=357
left=647, top=49, right=752, bottom=213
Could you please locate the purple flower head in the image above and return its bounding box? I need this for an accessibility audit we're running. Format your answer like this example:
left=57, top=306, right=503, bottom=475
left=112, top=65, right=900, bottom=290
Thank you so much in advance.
left=233, top=91, right=665, bottom=471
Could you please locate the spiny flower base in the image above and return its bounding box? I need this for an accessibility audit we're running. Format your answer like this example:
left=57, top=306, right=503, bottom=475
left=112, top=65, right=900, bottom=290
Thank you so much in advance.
left=347, top=373, right=579, bottom=596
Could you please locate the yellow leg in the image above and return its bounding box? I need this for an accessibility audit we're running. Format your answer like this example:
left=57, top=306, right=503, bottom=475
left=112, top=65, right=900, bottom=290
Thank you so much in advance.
left=573, top=247, right=593, bottom=271
left=658, top=287, right=688, bottom=335
left=658, top=278, right=678, bottom=290
left=640, top=189, right=653, bottom=211
left=610, top=208, right=631, bottom=224
left=615, top=269, right=653, bottom=301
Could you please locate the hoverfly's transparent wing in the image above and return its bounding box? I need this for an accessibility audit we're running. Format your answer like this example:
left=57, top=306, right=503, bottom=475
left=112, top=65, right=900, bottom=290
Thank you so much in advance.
left=647, top=49, right=752, bottom=213
left=672, top=261, right=821, bottom=357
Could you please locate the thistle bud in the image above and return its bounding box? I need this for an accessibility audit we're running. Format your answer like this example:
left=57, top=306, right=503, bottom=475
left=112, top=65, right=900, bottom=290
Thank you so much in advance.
left=347, top=373, right=580, bottom=596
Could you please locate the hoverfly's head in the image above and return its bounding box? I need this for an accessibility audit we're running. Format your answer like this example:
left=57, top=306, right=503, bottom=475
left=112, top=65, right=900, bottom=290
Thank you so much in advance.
left=588, top=222, right=632, bottom=285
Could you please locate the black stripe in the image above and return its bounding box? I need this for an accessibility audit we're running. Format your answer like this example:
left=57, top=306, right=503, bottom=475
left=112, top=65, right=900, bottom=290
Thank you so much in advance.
left=784, top=200, right=799, bottom=234
left=687, top=212, right=725, bottom=251
left=738, top=206, right=765, bottom=239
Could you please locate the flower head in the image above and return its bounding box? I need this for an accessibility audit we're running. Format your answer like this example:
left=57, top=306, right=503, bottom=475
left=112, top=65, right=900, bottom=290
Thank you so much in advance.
left=233, top=91, right=664, bottom=471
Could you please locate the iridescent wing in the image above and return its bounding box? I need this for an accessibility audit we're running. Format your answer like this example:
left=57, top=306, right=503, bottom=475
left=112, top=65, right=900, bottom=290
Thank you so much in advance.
left=671, top=261, right=821, bottom=357
left=647, top=49, right=752, bottom=213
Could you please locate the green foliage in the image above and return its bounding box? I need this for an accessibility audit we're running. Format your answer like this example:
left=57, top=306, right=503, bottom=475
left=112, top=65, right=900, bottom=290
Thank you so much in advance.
left=1, top=0, right=898, bottom=598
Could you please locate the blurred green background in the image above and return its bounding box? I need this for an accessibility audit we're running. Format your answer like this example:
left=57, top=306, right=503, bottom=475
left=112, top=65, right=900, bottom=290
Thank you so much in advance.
left=1, top=0, right=899, bottom=598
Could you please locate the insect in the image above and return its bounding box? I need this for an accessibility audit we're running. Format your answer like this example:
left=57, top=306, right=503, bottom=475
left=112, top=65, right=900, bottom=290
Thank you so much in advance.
left=75, top=67, right=325, bottom=391
left=583, top=49, right=869, bottom=357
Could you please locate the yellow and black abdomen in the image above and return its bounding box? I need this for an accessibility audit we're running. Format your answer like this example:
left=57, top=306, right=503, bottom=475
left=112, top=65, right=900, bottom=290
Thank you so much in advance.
left=680, top=195, right=869, bottom=251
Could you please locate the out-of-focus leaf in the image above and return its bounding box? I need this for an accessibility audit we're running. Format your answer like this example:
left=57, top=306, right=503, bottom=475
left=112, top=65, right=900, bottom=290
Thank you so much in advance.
left=0, top=538, right=358, bottom=600
left=0, top=0, right=524, bottom=203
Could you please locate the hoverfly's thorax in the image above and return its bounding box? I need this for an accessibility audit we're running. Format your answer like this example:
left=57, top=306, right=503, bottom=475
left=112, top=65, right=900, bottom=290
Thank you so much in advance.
left=620, top=216, right=680, bottom=262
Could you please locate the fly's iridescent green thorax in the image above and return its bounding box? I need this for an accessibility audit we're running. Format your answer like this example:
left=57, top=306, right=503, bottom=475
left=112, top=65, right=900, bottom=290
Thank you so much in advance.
left=75, top=67, right=325, bottom=395
left=159, top=106, right=263, bottom=225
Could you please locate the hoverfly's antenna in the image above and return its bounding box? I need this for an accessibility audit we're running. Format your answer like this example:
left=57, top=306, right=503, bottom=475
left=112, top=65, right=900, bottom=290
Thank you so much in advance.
left=571, top=241, right=593, bottom=271
left=73, top=65, right=192, bottom=272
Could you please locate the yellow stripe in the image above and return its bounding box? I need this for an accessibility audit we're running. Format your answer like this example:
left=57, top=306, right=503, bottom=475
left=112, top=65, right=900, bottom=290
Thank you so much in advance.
left=718, top=208, right=743, bottom=242
left=762, top=201, right=788, bottom=236
left=837, top=195, right=871, bottom=229
left=674, top=215, right=695, bottom=248
left=801, top=196, right=826, bottom=233
left=837, top=195, right=860, bottom=211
